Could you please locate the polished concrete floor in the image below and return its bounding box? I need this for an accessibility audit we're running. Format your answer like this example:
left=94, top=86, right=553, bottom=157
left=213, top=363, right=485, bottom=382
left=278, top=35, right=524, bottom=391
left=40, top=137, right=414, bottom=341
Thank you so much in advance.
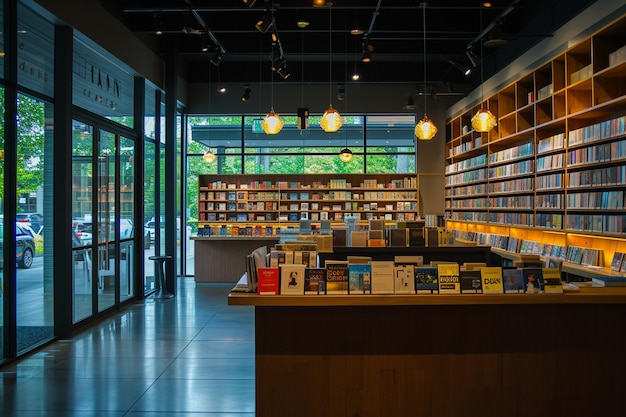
left=0, top=280, right=256, bottom=416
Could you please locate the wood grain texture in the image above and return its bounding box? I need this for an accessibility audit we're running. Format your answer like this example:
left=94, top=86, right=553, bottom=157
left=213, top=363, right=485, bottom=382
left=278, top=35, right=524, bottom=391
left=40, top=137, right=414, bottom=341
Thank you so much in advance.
left=251, top=303, right=626, bottom=417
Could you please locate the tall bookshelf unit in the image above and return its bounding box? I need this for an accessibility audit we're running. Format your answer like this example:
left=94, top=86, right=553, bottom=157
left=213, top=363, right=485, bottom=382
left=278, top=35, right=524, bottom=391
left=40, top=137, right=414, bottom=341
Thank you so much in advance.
left=198, top=174, right=418, bottom=235
left=445, top=15, right=626, bottom=270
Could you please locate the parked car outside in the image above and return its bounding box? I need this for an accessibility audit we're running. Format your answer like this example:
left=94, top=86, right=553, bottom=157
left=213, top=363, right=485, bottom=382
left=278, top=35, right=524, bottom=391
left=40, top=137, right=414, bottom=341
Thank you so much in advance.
left=16, top=212, right=44, bottom=234
left=0, top=223, right=36, bottom=269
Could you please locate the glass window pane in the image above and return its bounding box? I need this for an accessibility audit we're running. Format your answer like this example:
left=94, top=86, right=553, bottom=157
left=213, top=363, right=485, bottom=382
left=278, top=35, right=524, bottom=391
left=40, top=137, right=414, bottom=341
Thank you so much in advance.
left=72, top=120, right=94, bottom=323
left=120, top=136, right=134, bottom=302
left=17, top=4, right=54, bottom=97
left=16, top=93, right=54, bottom=353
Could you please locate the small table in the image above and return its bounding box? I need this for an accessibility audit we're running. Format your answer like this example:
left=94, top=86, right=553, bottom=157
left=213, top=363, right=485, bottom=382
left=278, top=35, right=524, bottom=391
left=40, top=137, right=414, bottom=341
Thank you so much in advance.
left=149, top=255, right=174, bottom=299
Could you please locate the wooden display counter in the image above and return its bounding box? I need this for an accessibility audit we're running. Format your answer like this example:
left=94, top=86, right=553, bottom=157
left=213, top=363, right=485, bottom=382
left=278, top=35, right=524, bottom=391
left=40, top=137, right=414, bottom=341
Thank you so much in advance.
left=229, top=289, right=626, bottom=417
left=191, top=236, right=279, bottom=282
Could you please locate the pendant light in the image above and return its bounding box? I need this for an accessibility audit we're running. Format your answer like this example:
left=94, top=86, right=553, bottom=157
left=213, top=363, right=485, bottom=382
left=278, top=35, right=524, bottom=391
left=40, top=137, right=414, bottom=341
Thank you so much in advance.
left=204, top=64, right=217, bottom=164
left=321, top=3, right=343, bottom=133
left=339, top=148, right=353, bottom=162
left=202, top=149, right=216, bottom=163
left=262, top=9, right=284, bottom=135
left=471, top=2, right=496, bottom=133
left=415, top=3, right=437, bottom=141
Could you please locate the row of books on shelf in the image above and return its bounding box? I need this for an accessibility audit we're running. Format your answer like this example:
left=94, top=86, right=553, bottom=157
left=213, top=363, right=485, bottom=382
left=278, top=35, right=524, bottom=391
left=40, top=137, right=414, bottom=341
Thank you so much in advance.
left=488, top=160, right=534, bottom=179
left=537, top=133, right=565, bottom=154
left=536, top=153, right=563, bottom=172
left=201, top=177, right=416, bottom=191
left=445, top=154, right=487, bottom=173
left=488, top=141, right=534, bottom=164
left=254, top=260, right=566, bottom=296
left=567, top=139, right=626, bottom=166
left=452, top=230, right=613, bottom=267
left=198, top=210, right=418, bottom=224
left=567, top=115, right=626, bottom=146
left=566, top=190, right=624, bottom=210
left=568, top=164, right=626, bottom=187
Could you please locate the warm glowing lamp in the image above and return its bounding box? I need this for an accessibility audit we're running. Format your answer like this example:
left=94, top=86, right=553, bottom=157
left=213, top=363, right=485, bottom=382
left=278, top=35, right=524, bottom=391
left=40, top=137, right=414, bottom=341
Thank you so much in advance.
left=321, top=104, right=343, bottom=133
left=202, top=150, right=216, bottom=163
left=261, top=108, right=284, bottom=134
left=414, top=115, right=438, bottom=140
left=471, top=108, right=497, bottom=132
left=339, top=148, right=353, bottom=162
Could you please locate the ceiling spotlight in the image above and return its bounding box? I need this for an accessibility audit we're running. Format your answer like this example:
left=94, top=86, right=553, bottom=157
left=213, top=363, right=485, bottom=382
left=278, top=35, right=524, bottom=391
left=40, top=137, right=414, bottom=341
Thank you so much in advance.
left=466, top=48, right=480, bottom=68
left=313, top=0, right=326, bottom=7
left=242, top=0, right=257, bottom=7
left=337, top=84, right=345, bottom=101
left=255, top=14, right=273, bottom=33
left=361, top=50, right=372, bottom=63
left=217, top=85, right=227, bottom=93
left=210, top=48, right=224, bottom=66
left=297, top=19, right=310, bottom=28
left=241, top=85, right=252, bottom=102
left=276, top=64, right=290, bottom=79
left=352, top=72, right=360, bottom=81
left=440, top=54, right=472, bottom=76
left=350, top=27, right=364, bottom=35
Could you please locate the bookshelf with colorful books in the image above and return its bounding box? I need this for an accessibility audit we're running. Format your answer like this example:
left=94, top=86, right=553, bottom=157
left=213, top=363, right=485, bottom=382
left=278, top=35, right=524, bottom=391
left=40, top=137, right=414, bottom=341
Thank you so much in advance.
left=198, top=174, right=418, bottom=234
left=446, top=15, right=626, bottom=274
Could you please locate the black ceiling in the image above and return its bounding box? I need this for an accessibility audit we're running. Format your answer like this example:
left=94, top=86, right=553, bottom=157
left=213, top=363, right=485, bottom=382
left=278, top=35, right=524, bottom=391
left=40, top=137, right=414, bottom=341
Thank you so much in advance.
left=103, top=0, right=596, bottom=92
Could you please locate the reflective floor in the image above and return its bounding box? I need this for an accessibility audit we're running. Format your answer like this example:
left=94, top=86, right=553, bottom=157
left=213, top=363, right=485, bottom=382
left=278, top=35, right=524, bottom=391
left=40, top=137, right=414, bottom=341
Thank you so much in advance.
left=0, top=280, right=256, bottom=416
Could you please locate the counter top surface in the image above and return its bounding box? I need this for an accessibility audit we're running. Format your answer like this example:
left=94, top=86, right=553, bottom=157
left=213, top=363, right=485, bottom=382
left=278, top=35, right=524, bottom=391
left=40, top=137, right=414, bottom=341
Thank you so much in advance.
left=228, top=285, right=626, bottom=306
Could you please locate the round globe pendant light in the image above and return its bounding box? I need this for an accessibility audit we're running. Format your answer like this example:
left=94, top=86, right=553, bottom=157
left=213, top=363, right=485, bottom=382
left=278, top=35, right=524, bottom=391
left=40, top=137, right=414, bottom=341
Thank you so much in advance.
left=261, top=107, right=284, bottom=134
left=415, top=4, right=437, bottom=141
left=321, top=104, right=343, bottom=133
left=202, top=149, right=216, bottom=163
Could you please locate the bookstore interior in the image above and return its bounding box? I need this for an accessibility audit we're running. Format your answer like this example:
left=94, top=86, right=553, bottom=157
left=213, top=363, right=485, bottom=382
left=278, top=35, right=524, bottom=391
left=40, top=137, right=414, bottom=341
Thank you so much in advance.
left=195, top=12, right=626, bottom=298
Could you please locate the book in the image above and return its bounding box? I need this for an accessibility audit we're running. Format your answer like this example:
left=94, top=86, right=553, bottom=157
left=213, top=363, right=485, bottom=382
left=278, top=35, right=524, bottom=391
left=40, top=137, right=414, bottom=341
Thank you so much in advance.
left=257, top=267, right=279, bottom=295
left=370, top=261, right=395, bottom=294
left=348, top=263, right=372, bottom=294
left=304, top=267, right=326, bottom=294
left=414, top=266, right=439, bottom=294
left=460, top=269, right=482, bottom=294
left=503, top=268, right=525, bottom=293
left=542, top=267, right=563, bottom=293
left=325, top=261, right=349, bottom=294
left=280, top=264, right=306, bottom=295
left=437, top=263, right=460, bottom=294
left=480, top=267, right=504, bottom=294
left=521, top=268, right=544, bottom=293
left=591, top=276, right=626, bottom=287
left=610, top=252, right=624, bottom=272
left=394, top=263, right=415, bottom=294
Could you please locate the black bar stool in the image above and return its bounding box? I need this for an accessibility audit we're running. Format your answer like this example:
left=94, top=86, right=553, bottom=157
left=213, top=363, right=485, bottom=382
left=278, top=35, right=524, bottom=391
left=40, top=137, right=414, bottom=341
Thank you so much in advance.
left=149, top=255, right=174, bottom=299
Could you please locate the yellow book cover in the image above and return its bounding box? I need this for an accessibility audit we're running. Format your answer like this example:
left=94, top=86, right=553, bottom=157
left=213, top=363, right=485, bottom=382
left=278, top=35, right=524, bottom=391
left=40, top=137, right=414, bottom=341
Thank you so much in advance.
left=542, top=267, right=563, bottom=293
left=437, top=263, right=460, bottom=294
left=480, top=267, right=504, bottom=294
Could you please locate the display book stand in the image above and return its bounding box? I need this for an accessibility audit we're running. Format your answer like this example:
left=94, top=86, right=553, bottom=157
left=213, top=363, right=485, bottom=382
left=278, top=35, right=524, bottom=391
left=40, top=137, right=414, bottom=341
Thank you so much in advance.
left=445, top=15, right=626, bottom=283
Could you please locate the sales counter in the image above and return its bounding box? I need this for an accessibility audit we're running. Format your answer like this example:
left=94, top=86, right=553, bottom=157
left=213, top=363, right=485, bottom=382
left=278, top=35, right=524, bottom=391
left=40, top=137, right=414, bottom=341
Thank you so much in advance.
left=191, top=236, right=279, bottom=282
left=229, top=288, right=626, bottom=417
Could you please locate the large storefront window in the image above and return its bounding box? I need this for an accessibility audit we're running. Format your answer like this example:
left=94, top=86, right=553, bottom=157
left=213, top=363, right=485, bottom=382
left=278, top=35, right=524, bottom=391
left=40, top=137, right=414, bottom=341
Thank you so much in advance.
left=15, top=93, right=54, bottom=354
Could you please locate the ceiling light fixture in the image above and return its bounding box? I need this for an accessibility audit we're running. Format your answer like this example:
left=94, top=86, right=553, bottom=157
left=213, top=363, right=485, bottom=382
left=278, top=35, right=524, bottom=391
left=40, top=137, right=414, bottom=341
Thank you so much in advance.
left=255, top=13, right=273, bottom=33
left=262, top=53, right=284, bottom=134
left=242, top=0, right=257, bottom=7
left=415, top=3, right=437, bottom=141
left=241, top=85, right=252, bottom=102
left=202, top=150, right=216, bottom=163
left=471, top=3, right=497, bottom=133
left=440, top=54, right=472, bottom=76
left=339, top=148, right=353, bottom=162
left=210, top=47, right=224, bottom=66
left=321, top=3, right=343, bottom=133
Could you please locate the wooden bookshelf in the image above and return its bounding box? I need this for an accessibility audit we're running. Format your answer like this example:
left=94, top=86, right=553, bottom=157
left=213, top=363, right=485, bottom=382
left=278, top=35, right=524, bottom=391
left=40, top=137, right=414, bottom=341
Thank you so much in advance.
left=445, top=15, right=626, bottom=266
left=197, top=174, right=418, bottom=235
